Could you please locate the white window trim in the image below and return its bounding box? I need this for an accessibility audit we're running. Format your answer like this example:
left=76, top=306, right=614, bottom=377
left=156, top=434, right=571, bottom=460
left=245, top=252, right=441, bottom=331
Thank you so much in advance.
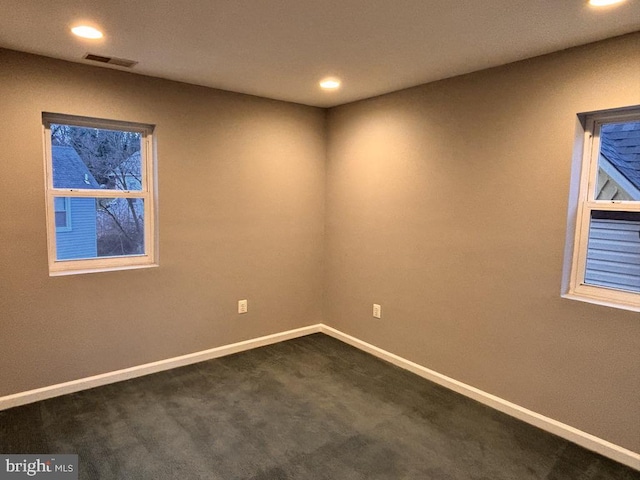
left=43, top=113, right=158, bottom=276
left=562, top=107, right=640, bottom=312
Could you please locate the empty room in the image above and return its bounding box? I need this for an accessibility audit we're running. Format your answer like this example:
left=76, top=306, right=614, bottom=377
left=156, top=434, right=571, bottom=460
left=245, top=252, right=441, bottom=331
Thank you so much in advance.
left=0, top=1, right=639, bottom=478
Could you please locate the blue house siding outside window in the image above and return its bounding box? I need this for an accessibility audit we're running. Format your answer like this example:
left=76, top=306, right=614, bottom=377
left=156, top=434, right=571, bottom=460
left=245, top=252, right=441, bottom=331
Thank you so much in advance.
left=52, top=146, right=100, bottom=260
left=55, top=197, right=98, bottom=260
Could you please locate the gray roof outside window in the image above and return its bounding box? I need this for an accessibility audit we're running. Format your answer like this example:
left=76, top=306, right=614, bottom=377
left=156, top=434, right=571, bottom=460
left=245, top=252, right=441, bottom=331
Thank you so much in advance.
left=600, top=122, right=640, bottom=192
left=52, top=146, right=100, bottom=189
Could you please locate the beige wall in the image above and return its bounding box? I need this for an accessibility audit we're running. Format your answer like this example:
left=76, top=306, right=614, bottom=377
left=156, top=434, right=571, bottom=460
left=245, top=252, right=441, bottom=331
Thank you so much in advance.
left=1, top=33, right=639, bottom=454
left=0, top=49, right=326, bottom=396
left=325, top=33, right=640, bottom=452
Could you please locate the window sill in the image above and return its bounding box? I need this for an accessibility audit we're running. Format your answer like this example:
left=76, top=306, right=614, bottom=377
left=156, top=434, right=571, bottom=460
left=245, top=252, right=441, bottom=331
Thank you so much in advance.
left=49, top=263, right=159, bottom=277
left=561, top=292, right=640, bottom=313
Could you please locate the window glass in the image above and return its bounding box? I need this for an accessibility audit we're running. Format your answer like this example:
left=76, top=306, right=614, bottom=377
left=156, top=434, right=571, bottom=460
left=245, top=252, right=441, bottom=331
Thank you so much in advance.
left=54, top=197, right=69, bottom=230
left=584, top=210, right=640, bottom=293
left=96, top=198, right=145, bottom=257
left=595, top=121, right=640, bottom=201
left=51, top=124, right=142, bottom=191
left=54, top=197, right=145, bottom=261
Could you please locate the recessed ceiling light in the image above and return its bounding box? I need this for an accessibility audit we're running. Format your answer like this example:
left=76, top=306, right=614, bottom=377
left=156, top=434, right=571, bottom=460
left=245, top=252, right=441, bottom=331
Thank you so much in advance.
left=588, top=0, right=626, bottom=6
left=319, top=78, right=341, bottom=90
left=71, top=26, right=104, bottom=39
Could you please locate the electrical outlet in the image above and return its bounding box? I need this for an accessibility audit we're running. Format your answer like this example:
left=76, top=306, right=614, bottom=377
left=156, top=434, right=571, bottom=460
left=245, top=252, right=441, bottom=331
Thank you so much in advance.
left=238, top=299, right=248, bottom=314
left=373, top=303, right=381, bottom=319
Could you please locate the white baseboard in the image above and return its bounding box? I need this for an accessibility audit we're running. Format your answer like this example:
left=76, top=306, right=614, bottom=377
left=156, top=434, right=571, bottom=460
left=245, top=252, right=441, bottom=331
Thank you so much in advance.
left=1, top=322, right=637, bottom=470
left=320, top=325, right=640, bottom=471
left=0, top=324, right=322, bottom=412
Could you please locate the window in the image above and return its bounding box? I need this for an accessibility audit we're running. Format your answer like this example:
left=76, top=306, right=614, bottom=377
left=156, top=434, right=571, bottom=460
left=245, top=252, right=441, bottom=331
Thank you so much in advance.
left=563, top=106, right=640, bottom=311
left=43, top=113, right=157, bottom=275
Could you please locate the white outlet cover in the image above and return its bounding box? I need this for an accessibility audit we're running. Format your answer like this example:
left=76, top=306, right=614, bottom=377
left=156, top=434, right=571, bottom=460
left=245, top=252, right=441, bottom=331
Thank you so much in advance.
left=238, top=299, right=248, bottom=314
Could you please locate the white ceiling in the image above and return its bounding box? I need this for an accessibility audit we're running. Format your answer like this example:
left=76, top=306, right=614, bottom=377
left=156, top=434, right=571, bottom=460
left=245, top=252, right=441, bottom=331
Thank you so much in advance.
left=0, top=1, right=638, bottom=107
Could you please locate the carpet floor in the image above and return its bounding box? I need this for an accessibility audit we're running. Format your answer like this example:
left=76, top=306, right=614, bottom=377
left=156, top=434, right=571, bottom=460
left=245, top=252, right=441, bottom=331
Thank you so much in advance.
left=1, top=333, right=638, bottom=479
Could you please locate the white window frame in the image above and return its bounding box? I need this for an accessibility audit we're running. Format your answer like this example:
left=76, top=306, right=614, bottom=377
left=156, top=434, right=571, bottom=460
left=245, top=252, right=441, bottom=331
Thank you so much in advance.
left=43, top=113, right=158, bottom=276
left=562, top=106, right=640, bottom=312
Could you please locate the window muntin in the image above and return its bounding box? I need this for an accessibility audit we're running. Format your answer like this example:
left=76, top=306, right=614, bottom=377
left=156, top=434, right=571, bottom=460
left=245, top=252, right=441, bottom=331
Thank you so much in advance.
left=43, top=114, right=156, bottom=275
left=565, top=108, right=640, bottom=311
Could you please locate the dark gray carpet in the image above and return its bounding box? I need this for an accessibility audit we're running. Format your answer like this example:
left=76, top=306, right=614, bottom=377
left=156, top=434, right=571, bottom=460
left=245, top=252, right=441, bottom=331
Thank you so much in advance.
left=1, top=333, right=638, bottom=479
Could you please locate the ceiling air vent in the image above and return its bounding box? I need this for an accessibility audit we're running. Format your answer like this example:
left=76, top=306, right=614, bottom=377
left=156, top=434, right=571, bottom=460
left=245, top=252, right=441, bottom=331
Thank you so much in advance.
left=83, top=53, right=137, bottom=68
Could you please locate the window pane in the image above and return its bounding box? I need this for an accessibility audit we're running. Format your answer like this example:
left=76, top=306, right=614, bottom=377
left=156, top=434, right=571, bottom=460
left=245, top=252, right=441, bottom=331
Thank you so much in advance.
left=584, top=210, right=640, bottom=293
left=55, top=197, right=145, bottom=260
left=53, top=197, right=66, bottom=211
left=51, top=124, right=142, bottom=191
left=54, top=211, right=67, bottom=228
left=596, top=122, right=640, bottom=201
left=54, top=196, right=70, bottom=230
left=97, top=198, right=145, bottom=257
